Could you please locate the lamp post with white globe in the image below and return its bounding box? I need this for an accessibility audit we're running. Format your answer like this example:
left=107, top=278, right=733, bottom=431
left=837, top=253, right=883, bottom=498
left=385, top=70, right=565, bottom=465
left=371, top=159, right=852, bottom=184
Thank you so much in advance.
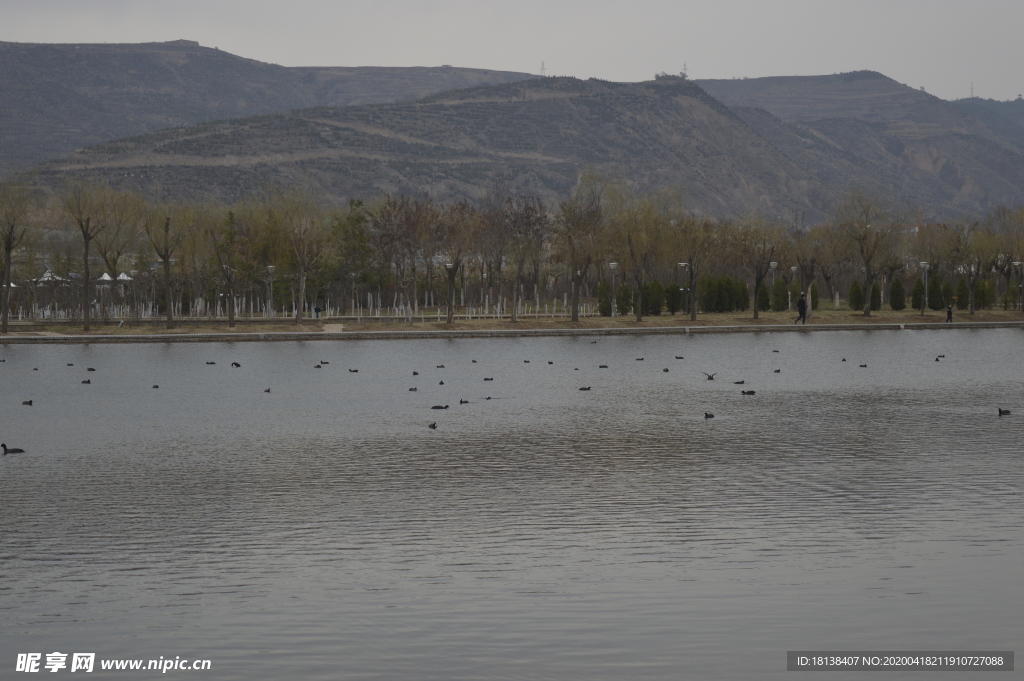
left=920, top=262, right=929, bottom=315
left=266, top=265, right=276, bottom=317
left=1014, top=262, right=1023, bottom=312
left=609, top=262, right=618, bottom=317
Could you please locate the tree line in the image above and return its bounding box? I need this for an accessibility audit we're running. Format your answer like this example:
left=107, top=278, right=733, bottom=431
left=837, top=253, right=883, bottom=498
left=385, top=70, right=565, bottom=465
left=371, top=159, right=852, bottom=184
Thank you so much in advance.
left=2, top=175, right=1024, bottom=333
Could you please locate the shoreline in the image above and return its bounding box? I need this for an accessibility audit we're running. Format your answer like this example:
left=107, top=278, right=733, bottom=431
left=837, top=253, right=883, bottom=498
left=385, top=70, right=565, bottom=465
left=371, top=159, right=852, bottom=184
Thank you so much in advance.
left=2, top=319, right=1023, bottom=344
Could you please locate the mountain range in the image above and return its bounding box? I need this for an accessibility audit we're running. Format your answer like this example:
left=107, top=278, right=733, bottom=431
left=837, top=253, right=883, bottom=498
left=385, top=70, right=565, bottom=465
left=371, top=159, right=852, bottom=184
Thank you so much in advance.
left=0, top=39, right=535, bottom=174
left=6, top=40, right=1024, bottom=221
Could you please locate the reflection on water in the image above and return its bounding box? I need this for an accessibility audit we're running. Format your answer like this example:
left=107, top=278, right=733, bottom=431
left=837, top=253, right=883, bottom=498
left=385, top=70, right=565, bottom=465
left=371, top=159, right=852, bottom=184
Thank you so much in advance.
left=2, top=330, right=1023, bottom=680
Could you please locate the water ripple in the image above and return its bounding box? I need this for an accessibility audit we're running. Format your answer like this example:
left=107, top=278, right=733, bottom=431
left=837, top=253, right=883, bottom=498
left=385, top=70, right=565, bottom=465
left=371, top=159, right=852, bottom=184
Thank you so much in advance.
left=1, top=330, right=1022, bottom=680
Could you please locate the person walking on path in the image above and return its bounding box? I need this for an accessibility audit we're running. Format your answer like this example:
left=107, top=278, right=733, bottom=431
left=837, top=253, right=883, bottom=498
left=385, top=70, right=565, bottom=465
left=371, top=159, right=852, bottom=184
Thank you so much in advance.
left=794, top=292, right=808, bottom=324
left=946, top=304, right=953, bottom=323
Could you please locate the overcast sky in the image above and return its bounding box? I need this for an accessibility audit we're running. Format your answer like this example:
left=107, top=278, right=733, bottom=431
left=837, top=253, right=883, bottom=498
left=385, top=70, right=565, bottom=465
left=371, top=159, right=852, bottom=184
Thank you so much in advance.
left=3, top=0, right=1022, bottom=101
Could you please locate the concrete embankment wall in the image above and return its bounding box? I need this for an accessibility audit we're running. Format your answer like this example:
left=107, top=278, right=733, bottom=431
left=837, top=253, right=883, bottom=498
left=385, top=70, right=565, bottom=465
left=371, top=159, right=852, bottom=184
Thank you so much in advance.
left=2, top=321, right=1023, bottom=344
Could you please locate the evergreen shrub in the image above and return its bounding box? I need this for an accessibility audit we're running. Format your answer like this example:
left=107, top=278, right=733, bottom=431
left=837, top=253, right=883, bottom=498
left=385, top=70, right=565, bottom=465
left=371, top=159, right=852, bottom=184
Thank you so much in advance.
left=616, top=284, right=633, bottom=315
left=771, top=279, right=788, bottom=311
left=597, top=280, right=612, bottom=316
left=699, top=276, right=750, bottom=312
left=929, top=275, right=945, bottom=310
left=977, top=279, right=994, bottom=309
left=665, top=285, right=682, bottom=315
left=911, top=277, right=925, bottom=310
left=889, top=277, right=905, bottom=311
left=848, top=280, right=864, bottom=311
left=643, top=280, right=665, bottom=315
left=956, top=277, right=970, bottom=310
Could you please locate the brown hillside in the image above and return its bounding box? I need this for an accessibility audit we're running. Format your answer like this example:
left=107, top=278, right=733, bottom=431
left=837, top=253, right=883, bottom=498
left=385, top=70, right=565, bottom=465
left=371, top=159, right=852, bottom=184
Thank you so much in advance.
left=25, top=73, right=1024, bottom=220
left=33, top=76, right=828, bottom=218
left=0, top=39, right=535, bottom=174
left=697, top=72, right=1024, bottom=215
left=950, top=97, right=1024, bottom=153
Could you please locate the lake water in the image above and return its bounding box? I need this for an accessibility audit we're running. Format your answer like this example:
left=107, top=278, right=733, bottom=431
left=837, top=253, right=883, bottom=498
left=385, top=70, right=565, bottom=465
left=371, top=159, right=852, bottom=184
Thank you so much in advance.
left=2, top=329, right=1022, bottom=680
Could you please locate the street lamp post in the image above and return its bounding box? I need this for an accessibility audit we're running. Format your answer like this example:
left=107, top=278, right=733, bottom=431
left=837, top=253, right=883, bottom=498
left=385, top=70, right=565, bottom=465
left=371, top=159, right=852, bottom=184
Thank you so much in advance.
left=861, top=266, right=867, bottom=312
left=920, top=262, right=929, bottom=315
left=445, top=263, right=454, bottom=322
left=609, top=262, right=618, bottom=316
left=130, top=270, right=138, bottom=324
left=789, top=265, right=798, bottom=310
left=678, top=262, right=688, bottom=316
left=349, top=272, right=357, bottom=320
left=1014, top=262, right=1023, bottom=312
left=266, top=265, right=276, bottom=317
left=576, top=270, right=581, bottom=318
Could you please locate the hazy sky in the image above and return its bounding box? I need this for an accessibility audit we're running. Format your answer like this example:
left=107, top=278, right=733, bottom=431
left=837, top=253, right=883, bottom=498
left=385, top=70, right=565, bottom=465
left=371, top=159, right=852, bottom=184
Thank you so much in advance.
left=3, top=0, right=1023, bottom=101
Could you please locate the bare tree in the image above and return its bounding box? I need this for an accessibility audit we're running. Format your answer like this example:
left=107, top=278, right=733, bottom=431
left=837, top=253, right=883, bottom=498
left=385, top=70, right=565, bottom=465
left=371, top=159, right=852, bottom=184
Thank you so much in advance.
left=949, top=220, right=1000, bottom=314
left=478, top=183, right=510, bottom=313
left=506, top=194, right=549, bottom=322
left=331, top=200, right=372, bottom=316
left=209, top=209, right=240, bottom=328
left=553, top=173, right=604, bottom=322
left=989, top=207, right=1024, bottom=308
left=366, top=196, right=403, bottom=316
left=95, top=191, right=144, bottom=277
left=790, top=226, right=817, bottom=317
left=62, top=183, right=113, bottom=331
left=609, top=189, right=666, bottom=322
left=269, top=189, right=334, bottom=324
left=145, top=204, right=190, bottom=329
left=435, top=201, right=477, bottom=324
left=807, top=223, right=846, bottom=302
left=0, top=182, right=35, bottom=333
left=180, top=207, right=215, bottom=321
left=396, top=196, right=433, bottom=322
left=668, top=214, right=717, bottom=321
left=734, top=217, right=783, bottom=320
left=835, top=190, right=904, bottom=317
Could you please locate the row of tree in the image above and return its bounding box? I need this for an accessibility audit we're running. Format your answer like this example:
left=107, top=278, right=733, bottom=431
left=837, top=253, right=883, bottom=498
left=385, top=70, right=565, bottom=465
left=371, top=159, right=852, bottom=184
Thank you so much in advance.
left=2, top=175, right=1024, bottom=333
left=848, top=271, right=1003, bottom=313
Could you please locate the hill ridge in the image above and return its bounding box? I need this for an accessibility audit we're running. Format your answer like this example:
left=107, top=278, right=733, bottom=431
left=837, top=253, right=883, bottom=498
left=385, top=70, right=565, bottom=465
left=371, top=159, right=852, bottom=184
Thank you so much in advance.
left=0, top=39, right=536, bottom=174
left=9, top=44, right=1024, bottom=219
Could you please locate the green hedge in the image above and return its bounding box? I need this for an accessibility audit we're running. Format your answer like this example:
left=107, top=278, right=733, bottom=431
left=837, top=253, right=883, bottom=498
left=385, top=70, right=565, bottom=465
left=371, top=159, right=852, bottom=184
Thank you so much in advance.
left=700, top=276, right=750, bottom=312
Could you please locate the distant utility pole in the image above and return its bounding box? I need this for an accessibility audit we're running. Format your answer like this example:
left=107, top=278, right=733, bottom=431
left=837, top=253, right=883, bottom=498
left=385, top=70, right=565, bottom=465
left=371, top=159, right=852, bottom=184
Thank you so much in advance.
left=971, top=82, right=974, bottom=98
left=540, top=61, right=546, bottom=77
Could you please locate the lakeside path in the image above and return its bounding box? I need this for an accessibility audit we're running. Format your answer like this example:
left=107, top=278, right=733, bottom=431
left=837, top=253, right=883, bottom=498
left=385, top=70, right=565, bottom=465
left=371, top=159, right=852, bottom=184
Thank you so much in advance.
left=3, top=309, right=1023, bottom=344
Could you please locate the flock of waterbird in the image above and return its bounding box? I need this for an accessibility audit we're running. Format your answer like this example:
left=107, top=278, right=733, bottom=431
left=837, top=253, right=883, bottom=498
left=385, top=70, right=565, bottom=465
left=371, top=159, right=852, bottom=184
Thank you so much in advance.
left=358, top=346, right=1010, bottom=427
left=1, top=344, right=1014, bottom=452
